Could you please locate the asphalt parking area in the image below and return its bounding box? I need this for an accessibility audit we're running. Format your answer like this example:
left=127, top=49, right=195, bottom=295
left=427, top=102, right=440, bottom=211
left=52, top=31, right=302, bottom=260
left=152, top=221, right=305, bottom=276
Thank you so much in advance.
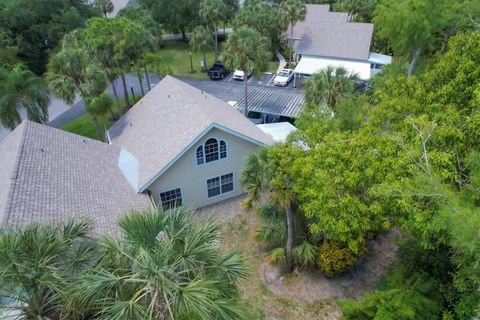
left=222, top=72, right=301, bottom=89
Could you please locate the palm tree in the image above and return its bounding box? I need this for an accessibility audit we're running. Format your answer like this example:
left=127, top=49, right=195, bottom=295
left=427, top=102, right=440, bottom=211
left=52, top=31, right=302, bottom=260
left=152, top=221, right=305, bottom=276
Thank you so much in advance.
left=95, top=0, right=114, bottom=18
left=241, top=145, right=299, bottom=272
left=67, top=208, right=249, bottom=320
left=0, top=221, right=96, bottom=319
left=303, top=66, right=359, bottom=110
left=280, top=0, right=306, bottom=64
left=199, top=0, right=227, bottom=63
left=47, top=48, right=108, bottom=140
left=223, top=26, right=269, bottom=117
left=190, top=26, right=214, bottom=71
left=0, top=64, right=50, bottom=130
left=84, top=91, right=112, bottom=141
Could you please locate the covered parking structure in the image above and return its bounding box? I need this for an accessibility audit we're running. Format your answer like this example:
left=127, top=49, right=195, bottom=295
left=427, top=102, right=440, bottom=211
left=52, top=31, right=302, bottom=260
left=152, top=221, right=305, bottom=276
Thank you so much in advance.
left=235, top=87, right=304, bottom=123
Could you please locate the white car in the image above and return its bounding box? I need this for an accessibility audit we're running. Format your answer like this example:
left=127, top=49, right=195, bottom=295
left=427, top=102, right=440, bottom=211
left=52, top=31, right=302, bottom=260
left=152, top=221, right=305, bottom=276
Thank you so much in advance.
left=274, top=69, right=294, bottom=86
left=233, top=69, right=252, bottom=81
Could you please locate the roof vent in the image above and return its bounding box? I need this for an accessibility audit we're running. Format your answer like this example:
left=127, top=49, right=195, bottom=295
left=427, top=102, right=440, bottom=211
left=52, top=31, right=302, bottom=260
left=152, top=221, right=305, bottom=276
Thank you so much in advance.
left=130, top=123, right=133, bottom=127
left=40, top=148, right=44, bottom=152
left=83, top=139, right=86, bottom=143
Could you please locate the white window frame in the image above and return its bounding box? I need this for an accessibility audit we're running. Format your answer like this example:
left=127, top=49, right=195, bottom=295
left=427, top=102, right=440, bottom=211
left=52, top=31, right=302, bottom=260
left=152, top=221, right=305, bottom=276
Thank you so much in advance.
left=159, top=187, right=183, bottom=210
left=206, top=172, right=235, bottom=199
left=195, top=137, right=228, bottom=166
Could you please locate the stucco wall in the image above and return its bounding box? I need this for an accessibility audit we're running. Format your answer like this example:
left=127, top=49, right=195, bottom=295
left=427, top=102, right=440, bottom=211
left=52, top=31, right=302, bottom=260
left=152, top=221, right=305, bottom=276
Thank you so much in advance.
left=147, top=127, right=260, bottom=209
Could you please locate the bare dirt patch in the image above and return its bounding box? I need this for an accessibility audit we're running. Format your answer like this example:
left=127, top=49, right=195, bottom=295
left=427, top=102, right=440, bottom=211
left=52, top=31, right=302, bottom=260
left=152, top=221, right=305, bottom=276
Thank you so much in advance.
left=263, top=230, right=400, bottom=302
left=198, top=196, right=399, bottom=319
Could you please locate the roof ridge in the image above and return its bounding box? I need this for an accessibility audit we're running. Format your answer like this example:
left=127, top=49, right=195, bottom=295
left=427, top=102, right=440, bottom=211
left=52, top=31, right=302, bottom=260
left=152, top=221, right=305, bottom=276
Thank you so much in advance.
left=1, top=121, right=29, bottom=226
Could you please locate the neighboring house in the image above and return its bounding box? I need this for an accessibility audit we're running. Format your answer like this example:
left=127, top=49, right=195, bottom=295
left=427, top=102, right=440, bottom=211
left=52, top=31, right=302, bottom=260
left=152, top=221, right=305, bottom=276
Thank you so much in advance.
left=108, top=76, right=273, bottom=210
left=0, top=76, right=274, bottom=234
left=285, top=4, right=392, bottom=81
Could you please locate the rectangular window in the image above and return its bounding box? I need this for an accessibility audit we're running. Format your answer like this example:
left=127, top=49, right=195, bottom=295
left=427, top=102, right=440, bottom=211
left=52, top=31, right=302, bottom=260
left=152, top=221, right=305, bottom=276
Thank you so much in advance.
left=220, top=141, right=227, bottom=159
left=160, top=188, right=182, bottom=210
left=207, top=173, right=234, bottom=198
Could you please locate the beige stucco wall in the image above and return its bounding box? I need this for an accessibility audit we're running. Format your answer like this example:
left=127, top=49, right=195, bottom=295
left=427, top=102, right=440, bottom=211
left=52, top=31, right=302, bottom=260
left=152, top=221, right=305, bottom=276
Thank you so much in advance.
left=147, top=127, right=261, bottom=209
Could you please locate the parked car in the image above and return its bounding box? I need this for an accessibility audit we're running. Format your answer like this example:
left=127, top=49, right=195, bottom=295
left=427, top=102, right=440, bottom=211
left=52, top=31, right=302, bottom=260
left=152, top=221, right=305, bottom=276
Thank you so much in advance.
left=274, top=69, right=294, bottom=86
left=207, top=61, right=229, bottom=80
left=233, top=69, right=252, bottom=81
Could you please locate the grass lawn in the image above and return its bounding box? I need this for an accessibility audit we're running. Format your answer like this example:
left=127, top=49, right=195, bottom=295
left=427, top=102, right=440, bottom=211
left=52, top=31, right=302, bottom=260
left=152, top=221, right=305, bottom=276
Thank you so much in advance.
left=60, top=114, right=114, bottom=141
left=220, top=208, right=340, bottom=320
left=155, top=41, right=216, bottom=80
left=153, top=41, right=281, bottom=80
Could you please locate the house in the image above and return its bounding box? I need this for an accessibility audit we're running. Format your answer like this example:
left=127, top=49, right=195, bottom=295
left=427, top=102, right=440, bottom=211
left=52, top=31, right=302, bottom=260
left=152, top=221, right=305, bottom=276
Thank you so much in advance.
left=285, top=4, right=392, bottom=81
left=0, top=76, right=274, bottom=234
left=108, top=76, right=274, bottom=210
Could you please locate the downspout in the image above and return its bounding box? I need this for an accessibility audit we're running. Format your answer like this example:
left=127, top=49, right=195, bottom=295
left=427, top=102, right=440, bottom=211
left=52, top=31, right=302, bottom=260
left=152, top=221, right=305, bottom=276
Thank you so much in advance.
left=146, top=190, right=158, bottom=210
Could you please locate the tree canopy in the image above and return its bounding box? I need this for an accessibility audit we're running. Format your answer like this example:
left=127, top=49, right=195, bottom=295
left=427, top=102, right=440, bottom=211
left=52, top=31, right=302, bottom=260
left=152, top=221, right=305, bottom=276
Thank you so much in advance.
left=0, top=0, right=96, bottom=74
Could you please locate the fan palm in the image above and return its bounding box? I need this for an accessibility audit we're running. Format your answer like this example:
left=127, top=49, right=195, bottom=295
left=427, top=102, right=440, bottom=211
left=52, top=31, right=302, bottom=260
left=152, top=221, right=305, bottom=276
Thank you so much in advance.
left=304, top=66, right=359, bottom=110
left=241, top=145, right=299, bottom=272
left=223, top=26, right=269, bottom=117
left=200, top=0, right=227, bottom=63
left=67, top=208, right=249, bottom=320
left=0, top=221, right=96, bottom=319
left=95, top=0, right=114, bottom=17
left=47, top=48, right=108, bottom=140
left=190, top=26, right=214, bottom=71
left=0, top=64, right=50, bottom=130
left=280, top=0, right=306, bottom=63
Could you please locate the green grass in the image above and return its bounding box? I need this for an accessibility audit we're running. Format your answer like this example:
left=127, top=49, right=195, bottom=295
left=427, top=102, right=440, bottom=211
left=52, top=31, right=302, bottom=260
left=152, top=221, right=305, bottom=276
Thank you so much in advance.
left=60, top=114, right=111, bottom=140
left=60, top=96, right=140, bottom=140
left=152, top=40, right=280, bottom=79
left=154, top=41, right=216, bottom=80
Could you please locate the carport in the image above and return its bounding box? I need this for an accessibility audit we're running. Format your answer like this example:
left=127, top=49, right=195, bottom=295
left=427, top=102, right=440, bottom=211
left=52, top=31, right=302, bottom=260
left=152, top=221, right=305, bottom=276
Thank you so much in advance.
left=235, top=86, right=304, bottom=123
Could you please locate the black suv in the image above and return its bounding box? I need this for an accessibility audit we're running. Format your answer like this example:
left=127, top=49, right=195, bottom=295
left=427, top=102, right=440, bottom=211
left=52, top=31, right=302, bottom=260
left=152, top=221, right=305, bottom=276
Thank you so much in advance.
left=207, top=61, right=229, bottom=80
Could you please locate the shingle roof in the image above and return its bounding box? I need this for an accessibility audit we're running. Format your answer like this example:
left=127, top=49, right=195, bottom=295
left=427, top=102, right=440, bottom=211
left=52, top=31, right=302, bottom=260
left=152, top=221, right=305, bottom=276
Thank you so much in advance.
left=296, top=21, right=373, bottom=60
left=289, top=5, right=348, bottom=39
left=235, top=87, right=304, bottom=118
left=0, top=121, right=152, bottom=235
left=109, top=76, right=274, bottom=191
left=284, top=4, right=373, bottom=61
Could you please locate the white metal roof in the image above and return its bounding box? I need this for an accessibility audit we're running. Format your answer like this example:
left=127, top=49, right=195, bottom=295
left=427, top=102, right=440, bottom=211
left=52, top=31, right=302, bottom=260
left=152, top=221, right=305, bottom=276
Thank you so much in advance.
left=256, top=122, right=297, bottom=143
left=294, top=55, right=371, bottom=80
left=368, top=52, right=393, bottom=65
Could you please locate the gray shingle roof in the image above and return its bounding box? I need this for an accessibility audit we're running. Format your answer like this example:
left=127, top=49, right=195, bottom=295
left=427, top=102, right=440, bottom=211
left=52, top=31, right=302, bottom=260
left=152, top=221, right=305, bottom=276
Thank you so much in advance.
left=284, top=4, right=373, bottom=61
left=0, top=121, right=152, bottom=235
left=296, top=21, right=373, bottom=60
left=109, top=76, right=274, bottom=191
left=235, top=87, right=304, bottom=118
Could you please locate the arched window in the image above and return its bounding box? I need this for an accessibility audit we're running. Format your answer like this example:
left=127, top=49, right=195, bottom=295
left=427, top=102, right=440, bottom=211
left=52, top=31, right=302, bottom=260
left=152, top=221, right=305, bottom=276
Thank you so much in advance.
left=197, top=138, right=227, bottom=165
left=205, top=138, right=219, bottom=163
left=196, top=146, right=204, bottom=165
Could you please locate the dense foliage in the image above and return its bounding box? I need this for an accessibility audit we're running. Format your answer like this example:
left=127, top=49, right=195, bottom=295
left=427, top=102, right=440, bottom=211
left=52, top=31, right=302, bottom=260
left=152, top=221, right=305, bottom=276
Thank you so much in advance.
left=0, top=0, right=96, bottom=74
left=0, top=209, right=248, bottom=319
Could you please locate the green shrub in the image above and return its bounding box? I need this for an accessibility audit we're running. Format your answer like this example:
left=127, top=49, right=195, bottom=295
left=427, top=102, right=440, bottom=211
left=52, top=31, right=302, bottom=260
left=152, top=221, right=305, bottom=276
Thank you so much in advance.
left=316, top=240, right=366, bottom=277
left=293, top=241, right=317, bottom=268
left=268, top=247, right=286, bottom=266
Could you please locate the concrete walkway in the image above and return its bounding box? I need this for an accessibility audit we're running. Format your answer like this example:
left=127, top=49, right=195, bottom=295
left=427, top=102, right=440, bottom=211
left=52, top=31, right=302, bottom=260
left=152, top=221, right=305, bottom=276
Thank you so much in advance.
left=276, top=53, right=287, bottom=74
